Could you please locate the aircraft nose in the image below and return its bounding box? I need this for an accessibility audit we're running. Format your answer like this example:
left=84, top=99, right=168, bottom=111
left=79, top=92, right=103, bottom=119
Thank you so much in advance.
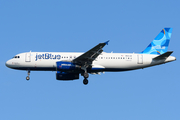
left=5, top=60, right=11, bottom=67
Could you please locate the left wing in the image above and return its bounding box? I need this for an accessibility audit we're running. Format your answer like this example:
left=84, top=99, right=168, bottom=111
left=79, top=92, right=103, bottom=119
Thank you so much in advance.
left=72, top=41, right=109, bottom=67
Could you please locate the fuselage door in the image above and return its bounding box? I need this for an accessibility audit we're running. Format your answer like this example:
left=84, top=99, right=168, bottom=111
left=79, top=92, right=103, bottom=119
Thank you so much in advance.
left=25, top=52, right=31, bottom=62
left=137, top=54, right=143, bottom=64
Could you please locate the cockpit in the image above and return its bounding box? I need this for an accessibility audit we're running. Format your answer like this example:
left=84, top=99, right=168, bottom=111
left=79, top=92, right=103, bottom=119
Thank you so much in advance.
left=13, top=56, right=20, bottom=58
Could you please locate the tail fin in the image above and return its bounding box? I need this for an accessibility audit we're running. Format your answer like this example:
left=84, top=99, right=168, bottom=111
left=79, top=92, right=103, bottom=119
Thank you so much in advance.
left=141, top=28, right=172, bottom=55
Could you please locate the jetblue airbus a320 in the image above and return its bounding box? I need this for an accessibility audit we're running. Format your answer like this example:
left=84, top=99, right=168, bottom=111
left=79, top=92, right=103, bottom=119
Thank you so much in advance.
left=6, top=28, right=176, bottom=85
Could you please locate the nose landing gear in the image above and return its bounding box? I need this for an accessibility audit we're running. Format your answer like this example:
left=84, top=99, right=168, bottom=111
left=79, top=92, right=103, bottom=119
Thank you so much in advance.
left=26, top=70, right=30, bottom=80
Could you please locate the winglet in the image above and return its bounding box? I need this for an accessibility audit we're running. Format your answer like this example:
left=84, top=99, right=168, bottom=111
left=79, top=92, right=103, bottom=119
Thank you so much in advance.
left=104, top=40, right=110, bottom=45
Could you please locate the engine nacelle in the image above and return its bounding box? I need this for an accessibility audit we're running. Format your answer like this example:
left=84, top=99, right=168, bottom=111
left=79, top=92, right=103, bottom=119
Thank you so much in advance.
left=56, top=61, right=80, bottom=71
left=56, top=71, right=79, bottom=80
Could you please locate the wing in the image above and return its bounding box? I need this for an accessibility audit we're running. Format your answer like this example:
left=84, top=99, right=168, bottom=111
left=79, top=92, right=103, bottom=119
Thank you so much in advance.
left=72, top=41, right=109, bottom=67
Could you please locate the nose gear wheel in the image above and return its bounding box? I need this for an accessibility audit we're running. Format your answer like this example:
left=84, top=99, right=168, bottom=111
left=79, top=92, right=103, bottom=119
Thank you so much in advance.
left=26, top=70, right=30, bottom=80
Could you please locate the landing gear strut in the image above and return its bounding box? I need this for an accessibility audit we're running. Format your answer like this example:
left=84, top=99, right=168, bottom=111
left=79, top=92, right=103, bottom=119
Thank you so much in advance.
left=82, top=72, right=89, bottom=85
left=81, top=66, right=89, bottom=85
left=26, top=70, right=30, bottom=80
left=84, top=72, right=89, bottom=78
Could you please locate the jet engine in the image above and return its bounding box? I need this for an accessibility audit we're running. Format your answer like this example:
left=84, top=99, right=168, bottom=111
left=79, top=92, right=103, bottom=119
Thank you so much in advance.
left=56, top=61, right=80, bottom=71
left=56, top=71, right=79, bottom=80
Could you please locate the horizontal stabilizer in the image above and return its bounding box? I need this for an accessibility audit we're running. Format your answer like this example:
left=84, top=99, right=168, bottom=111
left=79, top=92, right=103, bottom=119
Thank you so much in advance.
left=153, top=51, right=173, bottom=61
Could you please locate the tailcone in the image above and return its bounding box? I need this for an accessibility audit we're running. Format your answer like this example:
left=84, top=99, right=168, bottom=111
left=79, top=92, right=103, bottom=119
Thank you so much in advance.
left=165, top=56, right=176, bottom=62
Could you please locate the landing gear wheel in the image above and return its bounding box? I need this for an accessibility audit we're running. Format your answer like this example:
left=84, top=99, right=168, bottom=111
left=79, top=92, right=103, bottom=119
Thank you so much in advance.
left=26, top=70, right=30, bottom=81
left=26, top=76, right=30, bottom=80
left=83, top=79, right=88, bottom=85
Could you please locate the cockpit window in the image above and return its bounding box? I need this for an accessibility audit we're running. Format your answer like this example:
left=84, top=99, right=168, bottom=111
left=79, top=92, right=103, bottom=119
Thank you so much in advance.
left=13, top=56, right=20, bottom=59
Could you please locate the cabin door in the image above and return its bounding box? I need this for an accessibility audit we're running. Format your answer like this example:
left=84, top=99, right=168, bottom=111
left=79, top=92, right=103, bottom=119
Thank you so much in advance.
left=137, top=55, right=143, bottom=64
left=25, top=52, right=31, bottom=62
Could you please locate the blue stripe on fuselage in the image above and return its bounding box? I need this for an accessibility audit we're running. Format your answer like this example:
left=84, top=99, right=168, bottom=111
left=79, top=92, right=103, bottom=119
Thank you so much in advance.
left=11, top=67, right=133, bottom=72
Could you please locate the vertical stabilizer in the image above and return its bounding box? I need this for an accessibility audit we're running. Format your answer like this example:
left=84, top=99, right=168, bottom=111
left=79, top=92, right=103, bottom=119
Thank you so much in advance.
left=141, top=28, right=172, bottom=55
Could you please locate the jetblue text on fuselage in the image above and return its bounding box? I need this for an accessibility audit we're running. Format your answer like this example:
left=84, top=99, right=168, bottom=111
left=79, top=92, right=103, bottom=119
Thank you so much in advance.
left=35, top=53, right=61, bottom=61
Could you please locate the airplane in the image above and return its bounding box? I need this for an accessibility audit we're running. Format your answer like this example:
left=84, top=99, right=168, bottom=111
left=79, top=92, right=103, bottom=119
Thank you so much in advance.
left=5, top=28, right=176, bottom=85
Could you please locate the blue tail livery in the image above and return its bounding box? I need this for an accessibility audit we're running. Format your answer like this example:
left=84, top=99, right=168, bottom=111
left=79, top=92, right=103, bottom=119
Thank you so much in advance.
left=141, top=28, right=172, bottom=55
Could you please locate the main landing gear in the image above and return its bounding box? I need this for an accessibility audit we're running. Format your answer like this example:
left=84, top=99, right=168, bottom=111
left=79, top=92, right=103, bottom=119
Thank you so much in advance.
left=83, top=78, right=88, bottom=85
left=83, top=72, right=89, bottom=85
left=26, top=70, right=30, bottom=80
left=81, top=66, right=89, bottom=85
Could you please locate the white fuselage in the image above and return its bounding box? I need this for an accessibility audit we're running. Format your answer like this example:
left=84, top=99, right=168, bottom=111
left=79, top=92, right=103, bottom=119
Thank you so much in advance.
left=5, top=52, right=176, bottom=72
